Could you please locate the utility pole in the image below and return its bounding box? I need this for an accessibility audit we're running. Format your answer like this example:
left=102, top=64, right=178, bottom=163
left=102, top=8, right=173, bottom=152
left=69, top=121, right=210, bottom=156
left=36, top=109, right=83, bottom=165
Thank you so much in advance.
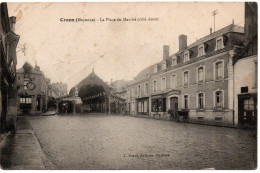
left=211, top=9, right=218, bottom=32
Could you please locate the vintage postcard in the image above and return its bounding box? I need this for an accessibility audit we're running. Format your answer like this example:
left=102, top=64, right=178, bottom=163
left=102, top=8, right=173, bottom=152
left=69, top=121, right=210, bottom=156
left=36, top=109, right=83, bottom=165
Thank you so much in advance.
left=0, top=1, right=257, bottom=170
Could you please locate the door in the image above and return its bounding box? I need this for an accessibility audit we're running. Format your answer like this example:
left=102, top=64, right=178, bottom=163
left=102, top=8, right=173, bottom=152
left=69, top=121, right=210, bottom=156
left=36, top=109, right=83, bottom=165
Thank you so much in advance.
left=37, top=96, right=41, bottom=111
left=238, top=96, right=257, bottom=126
left=128, top=103, right=130, bottom=114
left=170, top=97, right=178, bottom=111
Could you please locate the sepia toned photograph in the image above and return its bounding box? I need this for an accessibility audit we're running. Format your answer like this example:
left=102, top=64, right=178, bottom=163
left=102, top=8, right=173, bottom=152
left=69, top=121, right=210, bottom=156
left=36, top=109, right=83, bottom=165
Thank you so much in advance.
left=0, top=1, right=257, bottom=170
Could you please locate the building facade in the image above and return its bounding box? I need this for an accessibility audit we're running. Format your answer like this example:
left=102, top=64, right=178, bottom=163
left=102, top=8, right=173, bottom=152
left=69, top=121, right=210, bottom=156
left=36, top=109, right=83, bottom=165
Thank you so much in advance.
left=0, top=3, right=20, bottom=132
left=16, top=62, right=51, bottom=115
left=233, top=2, right=257, bottom=127
left=126, top=23, right=245, bottom=126
left=51, top=82, right=68, bottom=97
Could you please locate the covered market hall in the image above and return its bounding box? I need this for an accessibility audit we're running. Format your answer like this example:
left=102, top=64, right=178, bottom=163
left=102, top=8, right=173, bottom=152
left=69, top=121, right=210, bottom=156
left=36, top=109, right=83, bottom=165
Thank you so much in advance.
left=61, top=70, right=125, bottom=114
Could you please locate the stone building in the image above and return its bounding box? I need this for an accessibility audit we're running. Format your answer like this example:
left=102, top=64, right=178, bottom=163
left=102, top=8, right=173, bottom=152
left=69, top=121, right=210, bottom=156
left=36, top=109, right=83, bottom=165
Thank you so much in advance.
left=16, top=62, right=51, bottom=114
left=0, top=3, right=20, bottom=132
left=233, top=2, right=257, bottom=127
left=51, top=82, right=68, bottom=97
left=126, top=23, right=245, bottom=126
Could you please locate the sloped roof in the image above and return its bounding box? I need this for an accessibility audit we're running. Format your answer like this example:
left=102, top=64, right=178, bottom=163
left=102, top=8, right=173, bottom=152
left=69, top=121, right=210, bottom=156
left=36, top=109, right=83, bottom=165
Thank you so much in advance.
left=110, top=80, right=131, bottom=93
left=186, top=24, right=244, bottom=50
left=131, top=24, right=244, bottom=85
left=17, top=62, right=48, bottom=80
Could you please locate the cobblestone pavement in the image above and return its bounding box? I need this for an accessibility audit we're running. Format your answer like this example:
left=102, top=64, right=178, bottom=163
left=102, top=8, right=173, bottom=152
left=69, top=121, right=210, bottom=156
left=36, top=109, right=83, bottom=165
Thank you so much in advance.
left=27, top=114, right=257, bottom=170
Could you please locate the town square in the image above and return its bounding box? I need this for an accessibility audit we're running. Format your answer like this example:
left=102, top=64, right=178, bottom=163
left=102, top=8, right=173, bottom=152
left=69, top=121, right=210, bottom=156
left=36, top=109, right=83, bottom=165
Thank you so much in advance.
left=0, top=2, right=257, bottom=170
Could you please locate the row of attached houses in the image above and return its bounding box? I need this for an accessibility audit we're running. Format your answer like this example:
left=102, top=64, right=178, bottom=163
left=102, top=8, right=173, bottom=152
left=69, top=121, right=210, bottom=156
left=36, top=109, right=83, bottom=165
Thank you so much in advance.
left=126, top=2, right=257, bottom=127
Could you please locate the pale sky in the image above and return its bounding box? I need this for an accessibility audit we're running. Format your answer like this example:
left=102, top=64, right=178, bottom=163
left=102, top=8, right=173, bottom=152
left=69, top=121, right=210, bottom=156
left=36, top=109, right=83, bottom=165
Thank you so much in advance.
left=7, top=2, right=244, bottom=90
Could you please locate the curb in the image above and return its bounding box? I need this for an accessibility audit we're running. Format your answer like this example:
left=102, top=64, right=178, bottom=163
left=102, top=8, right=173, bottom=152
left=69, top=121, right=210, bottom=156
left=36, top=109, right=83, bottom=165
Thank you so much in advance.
left=25, top=117, right=56, bottom=169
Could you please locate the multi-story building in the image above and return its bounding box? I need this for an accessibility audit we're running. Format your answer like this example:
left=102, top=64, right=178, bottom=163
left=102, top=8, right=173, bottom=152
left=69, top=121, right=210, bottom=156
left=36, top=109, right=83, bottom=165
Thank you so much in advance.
left=126, top=23, right=245, bottom=126
left=126, top=67, right=152, bottom=115
left=233, top=2, right=257, bottom=127
left=51, top=82, right=68, bottom=97
left=0, top=3, right=20, bottom=132
left=16, top=62, right=52, bottom=114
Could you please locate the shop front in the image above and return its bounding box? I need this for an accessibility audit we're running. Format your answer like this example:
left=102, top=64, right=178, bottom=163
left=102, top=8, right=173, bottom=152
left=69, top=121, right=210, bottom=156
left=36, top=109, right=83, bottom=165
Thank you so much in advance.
left=137, top=97, right=149, bottom=115
left=151, top=94, right=167, bottom=119
left=238, top=93, right=257, bottom=127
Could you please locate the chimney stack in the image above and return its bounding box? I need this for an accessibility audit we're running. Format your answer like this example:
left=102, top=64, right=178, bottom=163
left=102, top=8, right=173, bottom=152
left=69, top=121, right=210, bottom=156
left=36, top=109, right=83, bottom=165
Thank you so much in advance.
left=9, top=16, right=16, bottom=32
left=179, top=35, right=187, bottom=51
left=163, top=45, right=169, bottom=60
left=35, top=65, right=40, bottom=71
left=210, top=28, right=212, bottom=34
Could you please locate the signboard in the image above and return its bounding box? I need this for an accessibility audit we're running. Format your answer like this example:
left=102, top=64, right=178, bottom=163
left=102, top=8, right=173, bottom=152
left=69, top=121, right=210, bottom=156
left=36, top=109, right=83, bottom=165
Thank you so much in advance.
left=168, top=90, right=181, bottom=96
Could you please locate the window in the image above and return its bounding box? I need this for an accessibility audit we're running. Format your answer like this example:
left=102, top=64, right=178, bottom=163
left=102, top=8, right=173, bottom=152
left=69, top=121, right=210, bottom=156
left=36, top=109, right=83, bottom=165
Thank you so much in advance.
left=161, top=77, right=166, bottom=91
left=24, top=78, right=30, bottom=90
left=138, top=102, right=143, bottom=112
left=132, top=87, right=135, bottom=97
left=20, top=96, right=32, bottom=110
left=215, top=61, right=223, bottom=79
left=153, top=80, right=157, bottom=92
left=198, top=45, right=204, bottom=56
left=172, top=75, right=177, bottom=89
left=216, top=37, right=223, bottom=50
left=162, top=60, right=166, bottom=70
left=184, top=52, right=189, bottom=62
left=215, top=91, right=223, bottom=108
left=184, top=95, right=189, bottom=109
left=145, top=83, right=148, bottom=94
left=144, top=101, right=148, bottom=113
left=184, top=71, right=189, bottom=86
left=132, top=101, right=135, bottom=111
left=138, top=101, right=148, bottom=113
left=152, top=98, right=166, bottom=112
left=172, top=57, right=177, bottom=66
left=198, top=93, right=204, bottom=109
left=152, top=99, right=158, bottom=112
left=198, top=67, right=204, bottom=82
left=244, top=97, right=254, bottom=111
left=138, top=85, right=141, bottom=97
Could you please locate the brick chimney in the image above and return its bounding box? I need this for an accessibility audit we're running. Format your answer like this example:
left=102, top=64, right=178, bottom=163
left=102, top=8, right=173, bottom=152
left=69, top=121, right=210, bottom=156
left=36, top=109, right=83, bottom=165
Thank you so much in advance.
left=9, top=16, right=16, bottom=32
left=179, top=35, right=187, bottom=51
left=163, top=45, right=169, bottom=60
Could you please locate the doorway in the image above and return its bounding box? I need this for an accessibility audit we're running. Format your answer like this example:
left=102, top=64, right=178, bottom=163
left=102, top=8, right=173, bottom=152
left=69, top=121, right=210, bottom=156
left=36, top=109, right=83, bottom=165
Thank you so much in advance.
left=238, top=95, right=257, bottom=126
left=170, top=97, right=178, bottom=111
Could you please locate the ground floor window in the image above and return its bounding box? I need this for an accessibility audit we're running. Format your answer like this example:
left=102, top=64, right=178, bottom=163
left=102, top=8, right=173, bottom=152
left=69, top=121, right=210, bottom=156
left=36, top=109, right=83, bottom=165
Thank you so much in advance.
left=20, top=96, right=32, bottom=110
left=131, top=101, right=135, bottom=111
left=215, top=91, right=223, bottom=108
left=137, top=100, right=148, bottom=113
left=152, top=98, right=166, bottom=112
left=184, top=95, right=189, bottom=109
left=198, top=93, right=204, bottom=109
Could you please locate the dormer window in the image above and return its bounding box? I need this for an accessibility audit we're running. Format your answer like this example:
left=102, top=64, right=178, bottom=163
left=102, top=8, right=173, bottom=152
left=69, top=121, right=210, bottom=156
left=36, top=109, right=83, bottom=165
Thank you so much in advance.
left=172, top=56, right=177, bottom=66
left=162, top=60, right=166, bottom=70
left=215, top=36, right=224, bottom=50
left=198, top=44, right=205, bottom=57
left=154, top=64, right=158, bottom=73
left=184, top=51, right=189, bottom=62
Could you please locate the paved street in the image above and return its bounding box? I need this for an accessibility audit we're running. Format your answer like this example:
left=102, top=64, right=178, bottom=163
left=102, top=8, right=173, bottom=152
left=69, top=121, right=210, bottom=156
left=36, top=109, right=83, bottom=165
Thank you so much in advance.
left=25, top=114, right=257, bottom=170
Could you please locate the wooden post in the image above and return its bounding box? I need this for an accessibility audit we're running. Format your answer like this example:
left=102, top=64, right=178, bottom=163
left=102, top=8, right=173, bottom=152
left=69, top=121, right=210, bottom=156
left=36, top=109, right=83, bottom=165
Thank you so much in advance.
left=73, top=101, right=76, bottom=115
left=108, top=95, right=111, bottom=115
left=57, top=101, right=59, bottom=114
left=104, top=98, right=107, bottom=113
